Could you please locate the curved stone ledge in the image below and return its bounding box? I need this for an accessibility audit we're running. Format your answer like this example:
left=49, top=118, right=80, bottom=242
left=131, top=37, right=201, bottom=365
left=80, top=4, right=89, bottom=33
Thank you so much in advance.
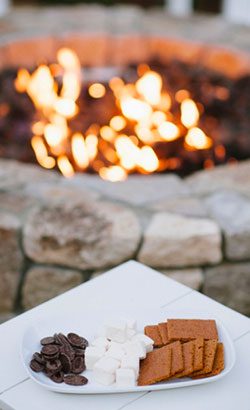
left=0, top=32, right=249, bottom=79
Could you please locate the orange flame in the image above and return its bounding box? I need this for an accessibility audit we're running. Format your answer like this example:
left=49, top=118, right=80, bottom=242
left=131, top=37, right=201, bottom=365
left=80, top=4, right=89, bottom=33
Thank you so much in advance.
left=15, top=48, right=214, bottom=181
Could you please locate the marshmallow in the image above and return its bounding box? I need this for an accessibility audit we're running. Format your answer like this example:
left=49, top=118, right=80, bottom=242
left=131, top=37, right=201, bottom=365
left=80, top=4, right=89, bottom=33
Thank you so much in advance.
left=104, top=319, right=127, bottom=343
left=105, top=344, right=125, bottom=361
left=120, top=355, right=140, bottom=378
left=123, top=340, right=146, bottom=359
left=132, top=333, right=154, bottom=353
left=91, top=336, right=110, bottom=351
left=116, top=368, right=136, bottom=387
left=93, top=357, right=120, bottom=386
left=85, top=346, right=106, bottom=370
left=127, top=328, right=136, bottom=340
left=123, top=318, right=137, bottom=331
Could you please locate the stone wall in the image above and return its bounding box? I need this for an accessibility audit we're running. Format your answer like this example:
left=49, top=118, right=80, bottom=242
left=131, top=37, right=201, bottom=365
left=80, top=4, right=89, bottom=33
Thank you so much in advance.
left=1, top=159, right=250, bottom=320
left=0, top=6, right=250, bottom=320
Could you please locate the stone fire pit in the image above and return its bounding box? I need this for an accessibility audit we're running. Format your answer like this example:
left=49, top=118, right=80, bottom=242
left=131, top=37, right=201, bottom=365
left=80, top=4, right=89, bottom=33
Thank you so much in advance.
left=0, top=5, right=250, bottom=320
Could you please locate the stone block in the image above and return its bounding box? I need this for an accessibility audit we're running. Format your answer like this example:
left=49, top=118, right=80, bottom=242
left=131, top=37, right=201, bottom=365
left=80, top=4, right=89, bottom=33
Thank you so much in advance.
left=5, top=36, right=58, bottom=67
left=203, top=263, right=250, bottom=316
left=161, top=268, right=203, bottom=290
left=0, top=211, right=22, bottom=272
left=0, top=159, right=58, bottom=191
left=58, top=34, right=109, bottom=66
left=205, top=191, right=250, bottom=260
left=149, top=197, right=207, bottom=218
left=148, top=37, right=203, bottom=65
left=22, top=266, right=82, bottom=309
left=109, top=36, right=150, bottom=65
left=138, top=212, right=222, bottom=268
left=73, top=174, right=190, bottom=206
left=201, top=46, right=250, bottom=78
left=186, top=160, right=250, bottom=197
left=0, top=271, right=20, bottom=312
left=23, top=201, right=141, bottom=269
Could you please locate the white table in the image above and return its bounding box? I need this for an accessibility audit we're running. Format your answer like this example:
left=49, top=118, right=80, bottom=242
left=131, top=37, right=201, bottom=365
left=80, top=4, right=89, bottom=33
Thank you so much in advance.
left=0, top=261, right=250, bottom=410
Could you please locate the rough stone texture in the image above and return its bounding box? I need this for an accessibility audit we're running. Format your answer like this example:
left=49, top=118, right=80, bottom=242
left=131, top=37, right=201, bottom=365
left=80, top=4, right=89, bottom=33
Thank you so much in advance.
left=149, top=197, right=207, bottom=218
left=160, top=268, right=203, bottom=290
left=0, top=159, right=58, bottom=191
left=22, top=266, right=82, bottom=309
left=1, top=5, right=250, bottom=55
left=24, top=180, right=100, bottom=206
left=23, top=201, right=141, bottom=269
left=138, top=212, right=222, bottom=268
left=205, top=191, right=250, bottom=260
left=0, top=211, right=23, bottom=272
left=0, top=271, right=20, bottom=312
left=186, top=160, right=250, bottom=197
left=73, top=174, right=190, bottom=206
left=6, top=36, right=58, bottom=67
left=0, top=191, right=37, bottom=217
left=203, top=263, right=250, bottom=316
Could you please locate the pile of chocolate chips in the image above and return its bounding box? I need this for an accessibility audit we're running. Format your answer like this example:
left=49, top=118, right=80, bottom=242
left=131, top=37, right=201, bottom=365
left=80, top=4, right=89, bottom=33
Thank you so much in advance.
left=30, top=332, right=89, bottom=386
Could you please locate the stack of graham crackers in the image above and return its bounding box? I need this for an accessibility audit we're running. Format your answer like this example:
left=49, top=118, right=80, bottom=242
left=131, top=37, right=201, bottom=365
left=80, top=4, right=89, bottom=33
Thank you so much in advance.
left=138, top=319, right=224, bottom=386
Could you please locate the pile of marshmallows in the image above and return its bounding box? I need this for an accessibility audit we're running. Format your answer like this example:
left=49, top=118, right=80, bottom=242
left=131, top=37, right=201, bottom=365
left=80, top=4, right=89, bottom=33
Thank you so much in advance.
left=85, top=318, right=154, bottom=387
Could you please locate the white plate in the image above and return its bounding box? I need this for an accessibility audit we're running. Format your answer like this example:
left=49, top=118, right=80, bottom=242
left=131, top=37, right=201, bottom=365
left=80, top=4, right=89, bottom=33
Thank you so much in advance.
left=21, top=308, right=236, bottom=394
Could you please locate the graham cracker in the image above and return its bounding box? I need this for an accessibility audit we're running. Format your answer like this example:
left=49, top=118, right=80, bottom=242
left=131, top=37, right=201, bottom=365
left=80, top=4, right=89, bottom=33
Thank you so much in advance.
left=144, top=325, right=163, bottom=347
left=191, top=339, right=217, bottom=376
left=168, top=341, right=184, bottom=376
left=193, top=338, right=204, bottom=372
left=167, top=319, right=218, bottom=342
left=138, top=345, right=172, bottom=386
left=192, top=343, right=224, bottom=379
left=174, top=341, right=195, bottom=378
left=158, top=322, right=170, bottom=345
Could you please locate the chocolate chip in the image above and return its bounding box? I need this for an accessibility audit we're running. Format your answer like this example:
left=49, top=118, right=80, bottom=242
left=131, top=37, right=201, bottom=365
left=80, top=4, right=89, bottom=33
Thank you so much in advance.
left=40, top=336, right=55, bottom=346
left=57, top=333, right=70, bottom=346
left=30, top=331, right=88, bottom=386
left=41, top=345, right=59, bottom=357
left=60, top=353, right=72, bottom=374
left=59, top=343, right=75, bottom=361
left=64, top=374, right=88, bottom=386
left=30, top=359, right=44, bottom=373
left=67, top=333, right=86, bottom=349
left=46, top=359, right=62, bottom=374
left=74, top=348, right=85, bottom=357
left=72, top=356, right=85, bottom=374
left=42, top=352, right=59, bottom=361
left=32, top=352, right=45, bottom=364
left=50, top=371, right=64, bottom=384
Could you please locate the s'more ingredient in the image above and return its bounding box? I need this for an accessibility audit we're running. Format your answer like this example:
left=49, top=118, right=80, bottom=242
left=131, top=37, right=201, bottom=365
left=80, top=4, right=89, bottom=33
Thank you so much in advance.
left=116, top=368, right=136, bottom=387
left=93, top=357, right=120, bottom=386
left=144, top=325, right=163, bottom=347
left=85, top=346, right=106, bottom=370
left=138, top=344, right=172, bottom=386
left=167, top=319, right=218, bottom=342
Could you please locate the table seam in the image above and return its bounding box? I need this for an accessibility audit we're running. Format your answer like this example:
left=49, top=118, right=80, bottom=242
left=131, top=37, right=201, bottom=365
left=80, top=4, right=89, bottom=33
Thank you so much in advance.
left=117, top=392, right=150, bottom=410
left=0, top=378, right=29, bottom=396
left=160, top=289, right=194, bottom=308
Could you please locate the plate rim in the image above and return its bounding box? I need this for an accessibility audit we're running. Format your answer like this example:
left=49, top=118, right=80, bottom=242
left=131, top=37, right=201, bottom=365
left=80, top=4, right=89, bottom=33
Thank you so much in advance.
left=21, top=309, right=236, bottom=394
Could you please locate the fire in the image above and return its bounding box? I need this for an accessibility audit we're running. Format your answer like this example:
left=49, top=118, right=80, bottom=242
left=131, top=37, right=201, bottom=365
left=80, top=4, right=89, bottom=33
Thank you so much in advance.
left=185, top=127, right=213, bottom=150
left=158, top=121, right=180, bottom=142
left=136, top=70, right=162, bottom=106
left=88, top=83, right=106, bottom=99
left=15, top=48, right=215, bottom=181
left=71, top=133, right=89, bottom=169
left=181, top=98, right=200, bottom=128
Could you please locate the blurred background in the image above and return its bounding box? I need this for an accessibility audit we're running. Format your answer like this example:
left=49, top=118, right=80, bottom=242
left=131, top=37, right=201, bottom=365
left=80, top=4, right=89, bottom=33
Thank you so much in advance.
left=1, top=0, right=249, bottom=25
